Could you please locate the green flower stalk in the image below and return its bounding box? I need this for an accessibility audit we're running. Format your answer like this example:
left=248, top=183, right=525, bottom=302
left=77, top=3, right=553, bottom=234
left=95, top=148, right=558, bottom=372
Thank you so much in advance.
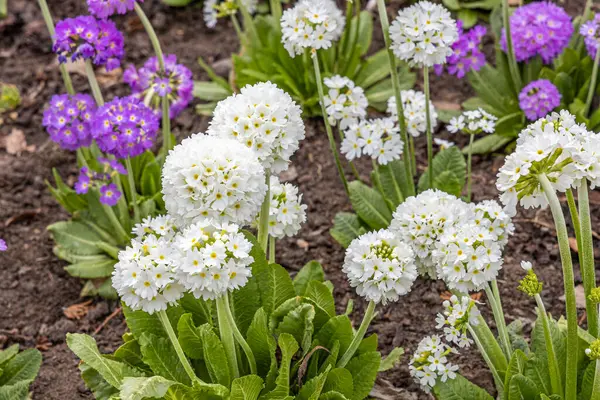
left=423, top=67, right=433, bottom=189
left=589, top=288, right=600, bottom=400
left=502, top=0, right=522, bottom=94
left=579, top=181, right=598, bottom=337
left=484, top=282, right=512, bottom=359
left=257, top=172, right=271, bottom=253
left=584, top=46, right=600, bottom=118
left=337, top=300, right=376, bottom=368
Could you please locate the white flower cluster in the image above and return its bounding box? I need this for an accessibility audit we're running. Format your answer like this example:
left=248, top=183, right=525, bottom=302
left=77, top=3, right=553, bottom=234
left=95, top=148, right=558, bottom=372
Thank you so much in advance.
left=448, top=109, right=497, bottom=135
left=173, top=221, right=253, bottom=300
left=389, top=1, right=459, bottom=67
left=280, top=0, right=345, bottom=57
left=340, top=118, right=404, bottom=165
left=342, top=229, right=418, bottom=304
left=323, top=75, right=368, bottom=130
left=162, top=135, right=267, bottom=227
left=112, top=233, right=185, bottom=314
left=265, top=177, right=307, bottom=239
left=203, top=0, right=257, bottom=28
left=209, top=82, right=305, bottom=174
left=496, top=111, right=599, bottom=214
left=387, top=91, right=438, bottom=138
left=409, top=335, right=459, bottom=392
left=389, top=190, right=470, bottom=277
left=434, top=138, right=455, bottom=150
left=435, top=295, right=480, bottom=348
left=133, top=215, right=178, bottom=241
left=474, top=200, right=515, bottom=247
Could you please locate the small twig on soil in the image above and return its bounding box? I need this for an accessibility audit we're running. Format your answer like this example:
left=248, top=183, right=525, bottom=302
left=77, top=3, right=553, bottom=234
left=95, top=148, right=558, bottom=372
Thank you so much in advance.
left=4, top=208, right=42, bottom=227
left=93, top=307, right=122, bottom=336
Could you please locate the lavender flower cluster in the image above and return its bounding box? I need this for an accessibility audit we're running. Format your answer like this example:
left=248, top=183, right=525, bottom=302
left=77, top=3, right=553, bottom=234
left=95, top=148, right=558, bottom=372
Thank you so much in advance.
left=92, top=96, right=160, bottom=158
left=75, top=157, right=127, bottom=206
left=42, top=94, right=96, bottom=150
left=124, top=54, right=194, bottom=119
left=53, top=16, right=125, bottom=71
left=87, top=0, right=142, bottom=19
left=581, top=14, right=600, bottom=59
left=501, top=1, right=573, bottom=64
left=434, top=22, right=486, bottom=79
left=518, top=79, right=561, bottom=121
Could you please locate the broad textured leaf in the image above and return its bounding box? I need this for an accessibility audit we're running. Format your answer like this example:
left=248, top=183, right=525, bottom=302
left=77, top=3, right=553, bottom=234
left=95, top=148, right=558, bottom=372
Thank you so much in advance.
left=296, top=367, right=330, bottom=400
left=503, top=350, right=529, bottom=400
left=139, top=333, right=191, bottom=386
left=65, top=258, right=116, bottom=279
left=0, top=349, right=41, bottom=386
left=467, top=134, right=513, bottom=155
left=0, top=381, right=30, bottom=400
left=345, top=351, right=381, bottom=400
left=507, top=374, right=540, bottom=400
left=53, top=246, right=110, bottom=265
left=506, top=319, right=530, bottom=355
left=114, top=340, right=149, bottom=372
left=522, top=357, right=550, bottom=396
left=377, top=159, right=409, bottom=209
left=80, top=362, right=119, bottom=399
left=354, top=50, right=390, bottom=88
left=320, top=392, right=350, bottom=400
left=140, top=161, right=162, bottom=198
left=260, top=334, right=299, bottom=399
left=254, top=261, right=296, bottom=317
left=120, top=376, right=177, bottom=400
left=434, top=374, right=493, bottom=400
left=578, top=360, right=595, bottom=400
left=177, top=313, right=204, bottom=360
left=123, top=305, right=184, bottom=340
left=318, top=341, right=340, bottom=376
left=232, top=268, right=262, bottom=336
left=66, top=334, right=143, bottom=388
left=247, top=308, right=277, bottom=379
left=305, top=281, right=335, bottom=317
left=193, top=81, right=231, bottom=101
left=357, top=335, right=378, bottom=355
left=323, top=368, right=354, bottom=398
left=0, top=345, right=19, bottom=367
left=199, top=324, right=231, bottom=387
left=330, top=212, right=366, bottom=248
left=379, top=347, right=404, bottom=372
left=531, top=314, right=566, bottom=381
left=293, top=261, right=325, bottom=296
left=418, top=147, right=466, bottom=196
left=230, top=375, right=264, bottom=400
left=348, top=181, right=392, bottom=230
left=179, top=293, right=213, bottom=327
left=314, top=316, right=354, bottom=357
left=276, top=303, right=315, bottom=353
left=47, top=221, right=104, bottom=255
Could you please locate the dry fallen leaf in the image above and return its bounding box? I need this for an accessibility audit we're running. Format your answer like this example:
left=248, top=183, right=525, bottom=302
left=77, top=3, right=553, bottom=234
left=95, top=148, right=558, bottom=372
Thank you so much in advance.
left=569, top=237, right=578, bottom=253
left=63, top=300, right=93, bottom=320
left=433, top=100, right=462, bottom=111
left=296, top=239, right=309, bottom=250
left=2, top=129, right=36, bottom=155
left=63, top=59, right=122, bottom=88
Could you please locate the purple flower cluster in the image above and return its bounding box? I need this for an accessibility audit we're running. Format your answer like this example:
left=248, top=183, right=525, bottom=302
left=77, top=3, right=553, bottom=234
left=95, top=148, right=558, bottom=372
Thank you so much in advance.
left=519, top=79, right=561, bottom=120
left=92, top=96, right=159, bottom=158
left=123, top=54, right=194, bottom=119
left=87, top=0, right=142, bottom=19
left=53, top=16, right=125, bottom=71
left=434, top=22, right=486, bottom=79
left=42, top=94, right=96, bottom=150
left=75, top=160, right=126, bottom=206
left=501, top=2, right=573, bottom=64
left=0, top=238, right=6, bottom=252
left=581, top=14, right=600, bottom=59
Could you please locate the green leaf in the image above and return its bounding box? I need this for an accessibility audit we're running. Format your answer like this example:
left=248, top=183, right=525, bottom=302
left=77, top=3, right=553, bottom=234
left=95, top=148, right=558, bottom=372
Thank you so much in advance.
left=123, top=305, right=184, bottom=340
left=579, top=360, right=595, bottom=400
left=0, top=381, right=30, bottom=400
left=297, top=367, right=330, bottom=400
left=47, top=221, right=104, bottom=255
left=531, top=314, right=566, bottom=381
left=230, top=375, right=264, bottom=400
left=314, top=316, right=354, bottom=361
left=179, top=293, right=213, bottom=327
left=65, top=258, right=116, bottom=279
left=345, top=351, right=381, bottom=400
left=467, top=134, right=513, bottom=155
left=254, top=261, right=296, bottom=317
left=79, top=362, right=119, bottom=399
left=457, top=9, right=478, bottom=29
left=276, top=303, right=315, bottom=353
left=113, top=340, right=149, bottom=373
left=140, top=161, right=162, bottom=198
left=354, top=50, right=391, bottom=89
left=260, top=334, right=299, bottom=399
left=503, top=350, right=528, bottom=400
left=120, top=376, right=177, bottom=400
left=177, top=313, right=205, bottom=360
left=434, top=374, right=494, bottom=400
left=418, top=147, right=467, bottom=196
left=0, top=349, right=41, bottom=387
left=199, top=324, right=231, bottom=387
left=323, top=368, right=354, bottom=398
left=0, top=345, right=19, bottom=367
left=247, top=308, right=278, bottom=379
left=357, top=335, right=378, bottom=355
left=305, top=281, right=336, bottom=317
left=348, top=181, right=392, bottom=230
left=66, top=333, right=143, bottom=388
left=319, top=392, right=350, bottom=400
left=507, top=374, right=540, bottom=400
left=330, top=212, right=366, bottom=248
left=232, top=262, right=262, bottom=336
left=377, top=159, right=409, bottom=209
left=379, top=347, right=404, bottom=372
left=193, top=81, right=231, bottom=101
left=293, top=261, right=325, bottom=296
left=139, top=332, right=191, bottom=386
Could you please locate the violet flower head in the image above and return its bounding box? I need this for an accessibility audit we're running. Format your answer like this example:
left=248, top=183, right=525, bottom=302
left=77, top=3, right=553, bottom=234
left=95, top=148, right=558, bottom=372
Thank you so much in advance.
left=42, top=94, right=96, bottom=151
left=100, top=183, right=121, bottom=206
left=92, top=96, right=159, bottom=158
left=53, top=16, right=125, bottom=71
left=581, top=14, right=600, bottom=60
left=75, top=168, right=92, bottom=194
left=98, top=157, right=127, bottom=175
left=519, top=79, right=561, bottom=120
left=501, top=2, right=572, bottom=64
left=123, top=54, right=194, bottom=119
left=434, top=21, right=487, bottom=79
left=87, top=0, right=142, bottom=19
left=0, top=239, right=6, bottom=252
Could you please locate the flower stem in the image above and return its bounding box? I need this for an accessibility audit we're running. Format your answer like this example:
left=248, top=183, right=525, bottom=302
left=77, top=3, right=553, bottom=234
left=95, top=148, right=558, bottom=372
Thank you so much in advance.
left=337, top=300, right=376, bottom=368
left=84, top=60, right=104, bottom=106
left=539, top=173, right=578, bottom=399
left=534, top=294, right=564, bottom=396
left=375, top=0, right=414, bottom=195
left=269, top=236, right=276, bottom=264
left=216, top=296, right=240, bottom=379
left=125, top=158, right=141, bottom=224
left=161, top=96, right=173, bottom=153
left=584, top=47, right=600, bottom=118
left=592, top=360, right=600, bottom=400
left=423, top=66, right=433, bottom=190
left=257, top=172, right=271, bottom=252
left=157, top=310, right=202, bottom=384
left=484, top=282, right=512, bottom=359
left=270, top=0, right=282, bottom=22
left=467, top=134, right=474, bottom=202
left=502, top=0, right=522, bottom=94
left=101, top=201, right=130, bottom=244
left=221, top=294, right=257, bottom=375
left=312, top=54, right=349, bottom=195
left=578, top=180, right=598, bottom=337
left=468, top=324, right=505, bottom=395
left=237, top=0, right=260, bottom=47
left=409, top=137, right=416, bottom=177
left=37, top=0, right=75, bottom=95
left=111, top=172, right=132, bottom=236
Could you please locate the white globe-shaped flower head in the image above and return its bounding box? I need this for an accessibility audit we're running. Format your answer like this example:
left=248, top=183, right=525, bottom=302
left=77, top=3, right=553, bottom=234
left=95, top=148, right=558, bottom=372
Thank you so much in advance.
left=473, top=200, right=514, bottom=247
left=343, top=229, right=418, bottom=304
left=172, top=220, right=254, bottom=300
left=162, top=134, right=267, bottom=226
left=389, top=1, right=459, bottom=67
left=112, top=234, right=185, bottom=314
left=208, top=82, right=305, bottom=174
left=265, top=177, right=307, bottom=239
left=280, top=0, right=345, bottom=57
left=389, top=190, right=471, bottom=277
left=409, top=335, right=459, bottom=393
left=340, top=118, right=403, bottom=165
left=323, top=75, right=368, bottom=130
left=387, top=91, right=438, bottom=138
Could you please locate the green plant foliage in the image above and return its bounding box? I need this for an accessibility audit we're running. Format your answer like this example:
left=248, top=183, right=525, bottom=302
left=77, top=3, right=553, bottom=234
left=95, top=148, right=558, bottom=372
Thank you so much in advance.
left=194, top=12, right=415, bottom=117
left=0, top=83, right=20, bottom=112
left=68, top=238, right=402, bottom=399
left=47, top=150, right=166, bottom=298
left=0, top=345, right=42, bottom=400
left=442, top=0, right=500, bottom=28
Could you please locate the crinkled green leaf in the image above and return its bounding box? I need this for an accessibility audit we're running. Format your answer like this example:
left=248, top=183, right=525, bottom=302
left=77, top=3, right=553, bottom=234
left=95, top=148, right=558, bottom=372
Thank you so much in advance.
left=199, top=324, right=231, bottom=387
left=120, top=376, right=178, bottom=400
left=348, top=181, right=392, bottom=230
left=323, top=368, right=354, bottom=398
left=418, top=147, right=466, bottom=196
left=139, top=333, right=191, bottom=386
left=0, top=348, right=41, bottom=387
left=433, top=374, right=494, bottom=400
left=247, top=308, right=277, bottom=380
left=330, top=212, right=367, bottom=248
left=47, top=221, right=104, bottom=255
left=305, top=281, right=335, bottom=317
left=177, top=313, right=205, bottom=360
left=65, top=258, right=116, bottom=279
left=379, top=347, right=404, bottom=372
left=293, top=261, right=325, bottom=296
left=345, top=351, right=381, bottom=400
left=314, top=316, right=353, bottom=361
left=230, top=375, right=264, bottom=400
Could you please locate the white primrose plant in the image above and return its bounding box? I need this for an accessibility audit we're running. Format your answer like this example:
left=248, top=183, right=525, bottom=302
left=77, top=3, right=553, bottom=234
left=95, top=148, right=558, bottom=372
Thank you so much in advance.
left=67, top=82, right=404, bottom=400
left=403, top=110, right=600, bottom=399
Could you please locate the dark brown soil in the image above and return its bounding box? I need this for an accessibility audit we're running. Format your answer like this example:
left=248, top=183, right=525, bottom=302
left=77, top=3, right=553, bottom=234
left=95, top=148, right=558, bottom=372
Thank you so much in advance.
left=0, top=0, right=593, bottom=399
